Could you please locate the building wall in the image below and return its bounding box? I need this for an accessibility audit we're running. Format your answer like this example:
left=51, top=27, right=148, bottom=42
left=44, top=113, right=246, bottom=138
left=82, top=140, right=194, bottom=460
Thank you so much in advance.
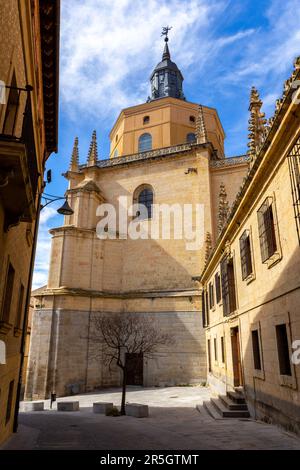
left=203, top=131, right=300, bottom=434
left=0, top=0, right=59, bottom=445
left=26, top=144, right=248, bottom=399
left=109, top=98, right=225, bottom=158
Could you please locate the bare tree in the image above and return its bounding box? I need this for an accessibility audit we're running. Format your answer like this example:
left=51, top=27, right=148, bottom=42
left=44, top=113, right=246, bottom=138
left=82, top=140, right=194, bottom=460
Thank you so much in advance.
left=88, top=312, right=173, bottom=415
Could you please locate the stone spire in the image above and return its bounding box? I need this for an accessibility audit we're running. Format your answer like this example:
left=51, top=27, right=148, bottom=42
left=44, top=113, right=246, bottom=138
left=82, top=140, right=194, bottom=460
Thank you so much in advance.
left=70, top=136, right=79, bottom=171
left=196, top=105, right=207, bottom=144
left=247, top=87, right=267, bottom=162
left=218, top=182, right=229, bottom=235
left=204, top=231, right=212, bottom=264
left=87, top=130, right=98, bottom=166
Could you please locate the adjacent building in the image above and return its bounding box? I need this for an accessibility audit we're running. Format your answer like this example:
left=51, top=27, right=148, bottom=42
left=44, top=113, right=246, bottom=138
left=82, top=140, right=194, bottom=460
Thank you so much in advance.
left=0, top=0, right=60, bottom=444
left=201, top=59, right=300, bottom=434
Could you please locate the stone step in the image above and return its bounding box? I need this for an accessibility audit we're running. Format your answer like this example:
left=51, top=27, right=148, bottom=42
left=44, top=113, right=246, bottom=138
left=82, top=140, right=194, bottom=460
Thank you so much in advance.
left=201, top=401, right=223, bottom=420
left=219, top=395, right=248, bottom=411
left=211, top=398, right=250, bottom=418
left=234, top=386, right=245, bottom=395
left=227, top=390, right=246, bottom=404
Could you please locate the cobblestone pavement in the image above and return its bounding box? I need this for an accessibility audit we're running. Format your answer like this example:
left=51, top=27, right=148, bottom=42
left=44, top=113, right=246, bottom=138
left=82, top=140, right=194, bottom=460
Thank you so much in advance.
left=2, top=386, right=300, bottom=450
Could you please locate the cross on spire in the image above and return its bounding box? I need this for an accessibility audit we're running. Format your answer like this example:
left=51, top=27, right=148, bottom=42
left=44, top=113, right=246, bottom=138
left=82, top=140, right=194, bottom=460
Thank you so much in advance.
left=161, top=26, right=172, bottom=42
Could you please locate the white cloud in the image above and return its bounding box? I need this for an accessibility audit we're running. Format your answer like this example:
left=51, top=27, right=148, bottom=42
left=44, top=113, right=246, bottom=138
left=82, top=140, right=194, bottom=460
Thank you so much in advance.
left=222, top=0, right=300, bottom=87
left=32, top=205, right=60, bottom=290
left=60, top=0, right=252, bottom=118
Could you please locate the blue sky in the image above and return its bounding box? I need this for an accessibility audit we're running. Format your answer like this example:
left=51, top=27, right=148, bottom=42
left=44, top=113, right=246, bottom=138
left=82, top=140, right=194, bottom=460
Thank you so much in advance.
left=33, top=0, right=300, bottom=288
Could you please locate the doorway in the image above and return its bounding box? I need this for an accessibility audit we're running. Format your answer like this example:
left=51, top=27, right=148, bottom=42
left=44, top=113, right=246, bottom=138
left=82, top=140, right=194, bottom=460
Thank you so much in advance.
left=125, top=353, right=143, bottom=385
left=231, top=327, right=243, bottom=387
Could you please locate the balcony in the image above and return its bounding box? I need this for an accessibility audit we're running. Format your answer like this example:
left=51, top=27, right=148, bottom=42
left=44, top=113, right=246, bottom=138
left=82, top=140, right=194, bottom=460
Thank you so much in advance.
left=0, top=84, right=39, bottom=231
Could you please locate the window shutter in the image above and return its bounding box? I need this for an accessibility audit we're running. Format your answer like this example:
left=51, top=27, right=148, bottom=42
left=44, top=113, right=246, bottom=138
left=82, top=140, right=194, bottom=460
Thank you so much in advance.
left=220, top=258, right=229, bottom=316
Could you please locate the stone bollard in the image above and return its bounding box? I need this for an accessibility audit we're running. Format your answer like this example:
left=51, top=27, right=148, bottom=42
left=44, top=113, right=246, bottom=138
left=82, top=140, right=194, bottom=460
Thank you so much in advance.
left=93, top=402, right=114, bottom=415
left=22, top=401, right=44, bottom=412
left=125, top=403, right=149, bottom=418
left=57, top=401, right=80, bottom=411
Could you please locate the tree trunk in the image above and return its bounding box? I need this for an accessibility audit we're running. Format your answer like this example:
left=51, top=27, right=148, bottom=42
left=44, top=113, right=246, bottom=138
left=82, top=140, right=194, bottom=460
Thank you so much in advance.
left=121, top=368, right=127, bottom=415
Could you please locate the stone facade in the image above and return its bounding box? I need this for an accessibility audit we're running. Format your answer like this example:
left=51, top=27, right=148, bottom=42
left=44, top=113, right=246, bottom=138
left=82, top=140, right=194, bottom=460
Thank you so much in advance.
left=201, top=59, right=300, bottom=434
left=26, top=88, right=248, bottom=399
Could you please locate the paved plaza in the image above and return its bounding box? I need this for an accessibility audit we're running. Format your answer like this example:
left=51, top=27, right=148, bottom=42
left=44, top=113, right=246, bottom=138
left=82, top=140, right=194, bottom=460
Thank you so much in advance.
left=2, top=386, right=300, bottom=450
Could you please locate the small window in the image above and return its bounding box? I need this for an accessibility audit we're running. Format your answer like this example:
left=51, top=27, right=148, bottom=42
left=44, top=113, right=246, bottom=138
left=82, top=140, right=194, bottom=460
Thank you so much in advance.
left=251, top=329, right=262, bottom=370
left=207, top=339, right=212, bottom=372
left=134, top=185, right=154, bottom=219
left=257, top=198, right=278, bottom=262
left=276, top=324, right=292, bottom=376
left=214, top=337, right=218, bottom=362
left=221, top=336, right=225, bottom=363
left=3, top=72, right=19, bottom=136
left=115, top=134, right=118, bottom=142
left=189, top=115, right=195, bottom=123
left=138, top=133, right=152, bottom=152
left=6, top=380, right=14, bottom=424
left=205, top=291, right=209, bottom=326
left=15, top=283, right=25, bottom=329
left=201, top=291, right=207, bottom=327
left=209, top=282, right=214, bottom=309
left=143, top=116, right=150, bottom=124
left=240, top=230, right=253, bottom=280
left=215, top=272, right=221, bottom=303
left=1, top=262, right=15, bottom=323
left=186, top=132, right=196, bottom=143
left=220, top=256, right=236, bottom=316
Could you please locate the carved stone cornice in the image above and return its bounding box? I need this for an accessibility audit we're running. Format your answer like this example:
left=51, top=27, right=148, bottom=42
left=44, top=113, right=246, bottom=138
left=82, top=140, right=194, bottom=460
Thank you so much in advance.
left=210, top=155, right=250, bottom=168
left=78, top=142, right=212, bottom=171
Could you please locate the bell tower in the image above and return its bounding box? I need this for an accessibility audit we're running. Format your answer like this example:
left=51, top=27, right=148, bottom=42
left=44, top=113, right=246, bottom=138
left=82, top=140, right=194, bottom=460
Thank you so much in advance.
left=148, top=26, right=185, bottom=101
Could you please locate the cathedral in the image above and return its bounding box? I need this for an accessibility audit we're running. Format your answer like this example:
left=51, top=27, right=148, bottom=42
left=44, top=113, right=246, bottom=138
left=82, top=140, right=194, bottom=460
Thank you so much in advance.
left=25, top=34, right=249, bottom=399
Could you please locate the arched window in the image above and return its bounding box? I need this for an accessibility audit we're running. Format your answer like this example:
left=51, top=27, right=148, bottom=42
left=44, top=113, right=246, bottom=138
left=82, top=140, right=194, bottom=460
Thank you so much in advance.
left=133, top=184, right=154, bottom=219
left=186, top=132, right=196, bottom=143
left=138, top=133, right=152, bottom=152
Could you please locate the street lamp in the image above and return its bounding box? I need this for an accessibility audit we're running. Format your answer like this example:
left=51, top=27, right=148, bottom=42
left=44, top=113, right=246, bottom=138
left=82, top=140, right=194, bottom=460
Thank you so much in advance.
left=41, top=192, right=74, bottom=215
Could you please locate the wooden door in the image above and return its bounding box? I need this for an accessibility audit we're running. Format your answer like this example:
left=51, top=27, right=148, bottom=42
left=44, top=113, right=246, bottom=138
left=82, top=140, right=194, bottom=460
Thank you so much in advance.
left=231, top=327, right=243, bottom=387
left=125, top=353, right=143, bottom=385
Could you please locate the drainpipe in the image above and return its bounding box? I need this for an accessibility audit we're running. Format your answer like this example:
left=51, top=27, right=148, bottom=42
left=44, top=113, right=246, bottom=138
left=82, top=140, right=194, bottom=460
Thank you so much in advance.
left=13, top=192, right=42, bottom=432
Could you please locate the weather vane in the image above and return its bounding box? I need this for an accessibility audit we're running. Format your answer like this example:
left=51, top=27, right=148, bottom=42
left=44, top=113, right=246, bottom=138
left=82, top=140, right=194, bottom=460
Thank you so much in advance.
left=161, top=26, right=172, bottom=42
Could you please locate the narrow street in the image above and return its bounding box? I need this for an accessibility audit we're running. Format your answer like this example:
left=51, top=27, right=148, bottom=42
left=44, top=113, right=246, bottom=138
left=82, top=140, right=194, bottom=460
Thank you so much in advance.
left=2, top=387, right=300, bottom=450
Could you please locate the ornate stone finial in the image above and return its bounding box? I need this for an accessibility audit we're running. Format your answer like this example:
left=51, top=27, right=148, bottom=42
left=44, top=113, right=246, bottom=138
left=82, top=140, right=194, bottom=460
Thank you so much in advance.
left=218, top=182, right=229, bottom=235
left=196, top=105, right=207, bottom=144
left=293, top=56, right=300, bottom=71
left=87, top=130, right=98, bottom=166
left=70, top=136, right=79, bottom=171
left=247, top=86, right=267, bottom=162
left=204, top=231, right=212, bottom=264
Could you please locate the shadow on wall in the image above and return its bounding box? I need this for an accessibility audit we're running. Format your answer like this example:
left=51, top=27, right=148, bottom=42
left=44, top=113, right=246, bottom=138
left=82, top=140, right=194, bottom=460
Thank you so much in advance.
left=242, top=246, right=300, bottom=435
left=25, top=234, right=207, bottom=400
